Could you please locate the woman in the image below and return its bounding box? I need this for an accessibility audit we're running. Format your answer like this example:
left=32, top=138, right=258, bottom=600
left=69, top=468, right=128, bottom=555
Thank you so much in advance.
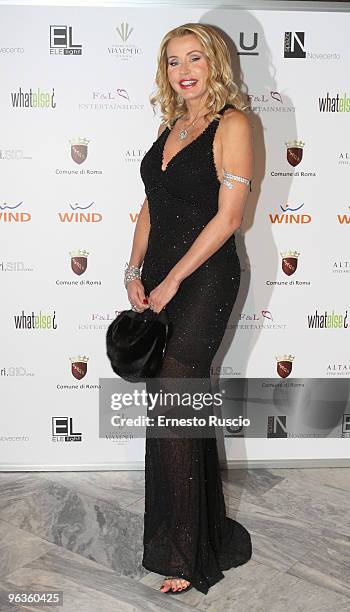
left=125, top=23, right=253, bottom=595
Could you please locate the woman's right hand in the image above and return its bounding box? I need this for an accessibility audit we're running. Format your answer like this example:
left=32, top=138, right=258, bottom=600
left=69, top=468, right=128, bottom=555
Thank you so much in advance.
left=127, top=278, right=149, bottom=312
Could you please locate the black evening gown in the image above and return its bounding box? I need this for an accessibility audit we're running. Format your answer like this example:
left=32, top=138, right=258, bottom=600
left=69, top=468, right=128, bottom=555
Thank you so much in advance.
left=139, top=103, right=252, bottom=594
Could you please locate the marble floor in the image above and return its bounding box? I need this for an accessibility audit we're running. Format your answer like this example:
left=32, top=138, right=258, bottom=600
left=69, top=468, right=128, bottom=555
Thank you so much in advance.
left=0, top=467, right=349, bottom=611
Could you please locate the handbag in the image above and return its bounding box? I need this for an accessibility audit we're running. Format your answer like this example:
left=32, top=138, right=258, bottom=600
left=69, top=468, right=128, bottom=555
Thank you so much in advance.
left=106, top=307, right=171, bottom=382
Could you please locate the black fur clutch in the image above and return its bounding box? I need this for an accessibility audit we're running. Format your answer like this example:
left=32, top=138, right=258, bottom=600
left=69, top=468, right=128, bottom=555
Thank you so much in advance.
left=106, top=308, right=171, bottom=382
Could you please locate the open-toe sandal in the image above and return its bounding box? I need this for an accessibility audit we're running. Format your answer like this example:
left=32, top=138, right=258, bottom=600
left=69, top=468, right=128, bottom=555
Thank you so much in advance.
left=162, top=577, right=193, bottom=595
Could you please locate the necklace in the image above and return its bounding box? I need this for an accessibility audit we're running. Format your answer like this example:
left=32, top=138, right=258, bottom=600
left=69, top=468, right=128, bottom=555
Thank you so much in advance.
left=178, top=108, right=207, bottom=140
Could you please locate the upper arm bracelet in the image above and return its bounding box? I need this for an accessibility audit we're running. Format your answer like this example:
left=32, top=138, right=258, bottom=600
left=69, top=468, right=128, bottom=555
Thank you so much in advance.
left=222, top=170, right=252, bottom=192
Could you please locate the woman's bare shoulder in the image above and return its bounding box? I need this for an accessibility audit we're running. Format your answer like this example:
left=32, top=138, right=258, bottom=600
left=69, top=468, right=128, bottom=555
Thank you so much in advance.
left=221, top=106, right=250, bottom=128
left=157, top=123, right=168, bottom=137
left=219, top=107, right=252, bottom=144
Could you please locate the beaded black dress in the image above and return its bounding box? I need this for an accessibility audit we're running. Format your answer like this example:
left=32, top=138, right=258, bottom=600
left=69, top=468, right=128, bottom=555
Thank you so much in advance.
left=139, top=103, right=252, bottom=594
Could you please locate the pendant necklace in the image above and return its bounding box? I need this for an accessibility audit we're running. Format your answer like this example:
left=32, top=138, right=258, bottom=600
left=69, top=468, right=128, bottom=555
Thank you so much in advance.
left=178, top=107, right=207, bottom=141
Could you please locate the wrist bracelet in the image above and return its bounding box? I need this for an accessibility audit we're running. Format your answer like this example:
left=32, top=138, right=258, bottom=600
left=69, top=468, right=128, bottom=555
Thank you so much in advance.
left=124, top=262, right=141, bottom=288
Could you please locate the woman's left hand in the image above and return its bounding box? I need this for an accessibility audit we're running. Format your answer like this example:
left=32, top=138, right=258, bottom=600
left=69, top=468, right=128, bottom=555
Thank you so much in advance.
left=148, top=275, right=180, bottom=314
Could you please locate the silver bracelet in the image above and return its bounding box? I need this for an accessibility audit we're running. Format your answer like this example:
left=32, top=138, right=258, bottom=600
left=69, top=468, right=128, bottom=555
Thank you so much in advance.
left=222, top=170, right=252, bottom=191
left=124, top=262, right=141, bottom=288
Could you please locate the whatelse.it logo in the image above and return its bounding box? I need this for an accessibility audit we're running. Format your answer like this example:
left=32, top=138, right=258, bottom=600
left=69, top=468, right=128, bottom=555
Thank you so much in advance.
left=275, top=355, right=294, bottom=379
left=70, top=250, right=89, bottom=275
left=49, top=25, right=82, bottom=55
left=267, top=415, right=288, bottom=437
left=318, top=92, right=350, bottom=113
left=13, top=309, right=57, bottom=329
left=52, top=416, right=82, bottom=442
left=10, top=87, right=56, bottom=109
left=70, top=137, right=89, bottom=164
left=70, top=355, right=89, bottom=379
left=307, top=308, right=349, bottom=329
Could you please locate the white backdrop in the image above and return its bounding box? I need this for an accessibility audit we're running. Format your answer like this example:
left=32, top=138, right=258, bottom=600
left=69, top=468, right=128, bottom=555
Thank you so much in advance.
left=1, top=2, right=349, bottom=469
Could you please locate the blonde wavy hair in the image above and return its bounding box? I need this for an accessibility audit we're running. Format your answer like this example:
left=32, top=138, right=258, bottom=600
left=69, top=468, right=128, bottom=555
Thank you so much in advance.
left=149, top=23, right=248, bottom=128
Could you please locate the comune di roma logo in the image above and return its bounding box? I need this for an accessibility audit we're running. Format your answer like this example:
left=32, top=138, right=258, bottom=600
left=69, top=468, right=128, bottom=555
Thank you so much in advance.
left=285, top=140, right=305, bottom=167
left=69, top=137, right=89, bottom=164
left=275, top=354, right=294, bottom=378
left=280, top=250, right=300, bottom=276
left=70, top=355, right=89, bottom=379
left=70, top=250, right=89, bottom=275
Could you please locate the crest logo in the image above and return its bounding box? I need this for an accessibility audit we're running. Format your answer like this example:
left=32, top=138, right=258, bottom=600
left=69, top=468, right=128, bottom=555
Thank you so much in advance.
left=281, top=250, right=300, bottom=276
left=69, top=250, right=89, bottom=275
left=116, top=22, right=133, bottom=43
left=276, top=354, right=294, bottom=379
left=70, top=355, right=89, bottom=379
left=69, top=137, right=89, bottom=164
left=285, top=140, right=305, bottom=167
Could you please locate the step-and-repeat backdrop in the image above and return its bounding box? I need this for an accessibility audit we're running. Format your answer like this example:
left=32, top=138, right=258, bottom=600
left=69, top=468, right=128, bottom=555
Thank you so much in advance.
left=1, top=4, right=349, bottom=469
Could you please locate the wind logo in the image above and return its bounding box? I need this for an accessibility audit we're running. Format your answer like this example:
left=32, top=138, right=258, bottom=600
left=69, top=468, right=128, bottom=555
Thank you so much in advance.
left=269, top=202, right=311, bottom=224
left=58, top=201, right=102, bottom=223
left=0, top=200, right=31, bottom=222
left=318, top=92, right=350, bottom=112
left=129, top=212, right=139, bottom=223
left=10, top=87, right=56, bottom=108
left=307, top=309, right=349, bottom=329
left=337, top=207, right=350, bottom=225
